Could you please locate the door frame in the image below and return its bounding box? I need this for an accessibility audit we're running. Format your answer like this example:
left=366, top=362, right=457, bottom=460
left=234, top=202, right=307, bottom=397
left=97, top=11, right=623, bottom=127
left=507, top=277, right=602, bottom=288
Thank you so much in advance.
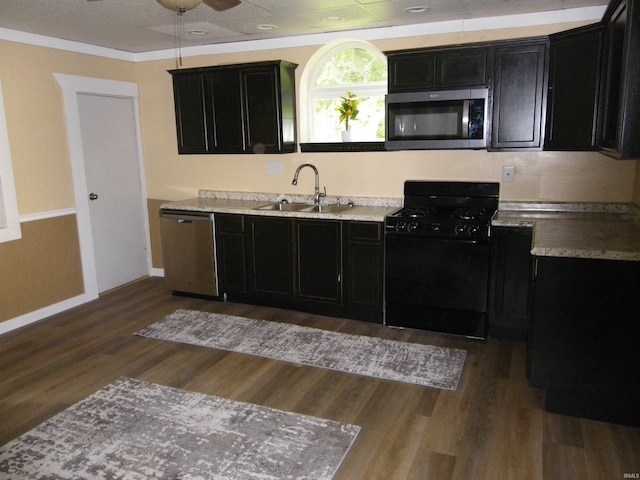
left=55, top=73, right=151, bottom=300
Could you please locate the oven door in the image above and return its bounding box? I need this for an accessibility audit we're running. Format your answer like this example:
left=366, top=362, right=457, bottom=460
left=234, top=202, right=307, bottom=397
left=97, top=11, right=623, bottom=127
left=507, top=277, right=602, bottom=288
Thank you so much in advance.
left=384, top=234, right=491, bottom=338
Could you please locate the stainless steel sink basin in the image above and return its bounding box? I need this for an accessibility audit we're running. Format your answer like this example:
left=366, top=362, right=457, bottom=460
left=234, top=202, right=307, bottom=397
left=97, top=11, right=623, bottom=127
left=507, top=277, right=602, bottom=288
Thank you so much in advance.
left=255, top=202, right=354, bottom=214
left=256, top=202, right=309, bottom=212
left=300, top=204, right=354, bottom=213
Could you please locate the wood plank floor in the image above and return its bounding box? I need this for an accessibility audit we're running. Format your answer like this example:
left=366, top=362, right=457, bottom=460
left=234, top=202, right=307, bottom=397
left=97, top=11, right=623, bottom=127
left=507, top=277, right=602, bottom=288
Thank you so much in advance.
left=1, top=277, right=638, bottom=479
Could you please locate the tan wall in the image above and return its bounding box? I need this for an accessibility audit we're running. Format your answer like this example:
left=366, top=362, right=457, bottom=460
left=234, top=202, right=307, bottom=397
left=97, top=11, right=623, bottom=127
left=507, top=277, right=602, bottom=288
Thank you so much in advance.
left=0, top=40, right=136, bottom=325
left=0, top=215, right=83, bottom=322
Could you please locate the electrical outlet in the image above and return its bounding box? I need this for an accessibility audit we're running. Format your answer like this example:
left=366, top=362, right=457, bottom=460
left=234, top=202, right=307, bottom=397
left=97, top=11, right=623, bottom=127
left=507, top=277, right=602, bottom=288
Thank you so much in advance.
left=502, top=165, right=515, bottom=183
left=266, top=161, right=283, bottom=175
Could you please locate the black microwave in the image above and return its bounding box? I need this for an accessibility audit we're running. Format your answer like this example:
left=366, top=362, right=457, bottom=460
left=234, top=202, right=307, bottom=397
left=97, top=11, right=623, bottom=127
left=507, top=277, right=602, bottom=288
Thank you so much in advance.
left=385, top=88, right=489, bottom=150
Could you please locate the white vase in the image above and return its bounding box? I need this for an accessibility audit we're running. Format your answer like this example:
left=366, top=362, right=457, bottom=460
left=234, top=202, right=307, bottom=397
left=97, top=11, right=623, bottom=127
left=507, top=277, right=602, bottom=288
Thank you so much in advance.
left=341, top=127, right=352, bottom=142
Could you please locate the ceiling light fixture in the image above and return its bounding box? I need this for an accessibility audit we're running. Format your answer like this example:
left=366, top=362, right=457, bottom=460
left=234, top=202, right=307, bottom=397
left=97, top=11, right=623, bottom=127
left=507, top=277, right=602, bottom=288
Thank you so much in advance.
left=404, top=6, right=431, bottom=14
left=188, top=29, right=209, bottom=35
left=322, top=15, right=344, bottom=22
left=257, top=24, right=278, bottom=30
left=157, top=0, right=203, bottom=13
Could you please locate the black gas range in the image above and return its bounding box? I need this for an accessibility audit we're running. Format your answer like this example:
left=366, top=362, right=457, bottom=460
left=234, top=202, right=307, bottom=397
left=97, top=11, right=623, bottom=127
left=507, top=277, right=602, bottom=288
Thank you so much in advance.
left=384, top=181, right=499, bottom=339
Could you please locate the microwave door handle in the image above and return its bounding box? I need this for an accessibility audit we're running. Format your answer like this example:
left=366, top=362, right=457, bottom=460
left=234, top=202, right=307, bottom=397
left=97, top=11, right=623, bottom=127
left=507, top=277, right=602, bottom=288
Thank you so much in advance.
left=462, top=99, right=470, bottom=139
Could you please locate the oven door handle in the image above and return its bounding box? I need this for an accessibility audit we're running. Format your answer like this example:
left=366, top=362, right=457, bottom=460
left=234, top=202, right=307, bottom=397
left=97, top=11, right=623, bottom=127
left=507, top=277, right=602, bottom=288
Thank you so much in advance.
left=385, top=234, right=489, bottom=245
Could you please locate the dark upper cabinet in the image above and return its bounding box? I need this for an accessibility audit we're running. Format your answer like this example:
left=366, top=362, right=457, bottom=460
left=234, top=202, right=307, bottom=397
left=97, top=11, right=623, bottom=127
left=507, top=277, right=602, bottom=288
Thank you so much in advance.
left=386, top=45, right=488, bottom=92
left=599, top=0, right=640, bottom=158
left=170, top=60, right=297, bottom=154
left=490, top=38, right=549, bottom=150
left=545, top=24, right=603, bottom=151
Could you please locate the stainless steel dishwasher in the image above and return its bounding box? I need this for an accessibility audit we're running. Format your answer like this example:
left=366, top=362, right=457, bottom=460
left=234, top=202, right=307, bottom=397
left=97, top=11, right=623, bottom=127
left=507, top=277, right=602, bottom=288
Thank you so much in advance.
left=159, top=209, right=218, bottom=297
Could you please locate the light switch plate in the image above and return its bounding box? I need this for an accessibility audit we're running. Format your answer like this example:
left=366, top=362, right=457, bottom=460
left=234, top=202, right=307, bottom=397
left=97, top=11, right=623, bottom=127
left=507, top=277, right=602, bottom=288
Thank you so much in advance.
left=266, top=161, right=283, bottom=175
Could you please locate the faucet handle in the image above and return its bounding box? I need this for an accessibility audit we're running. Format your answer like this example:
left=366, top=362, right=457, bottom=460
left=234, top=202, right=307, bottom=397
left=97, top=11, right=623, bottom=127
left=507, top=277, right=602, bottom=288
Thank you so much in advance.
left=320, top=186, right=327, bottom=199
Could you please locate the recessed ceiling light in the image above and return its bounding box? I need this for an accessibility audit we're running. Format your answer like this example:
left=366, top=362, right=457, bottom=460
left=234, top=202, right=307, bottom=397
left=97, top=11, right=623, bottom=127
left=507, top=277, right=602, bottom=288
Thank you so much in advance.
left=404, top=6, right=431, bottom=14
left=322, top=15, right=344, bottom=22
left=257, top=24, right=278, bottom=30
left=188, top=29, right=209, bottom=35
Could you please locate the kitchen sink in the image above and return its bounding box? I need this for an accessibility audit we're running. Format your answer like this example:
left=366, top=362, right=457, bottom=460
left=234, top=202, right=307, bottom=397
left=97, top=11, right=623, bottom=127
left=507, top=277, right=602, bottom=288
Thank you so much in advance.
left=300, top=204, right=354, bottom=213
left=256, top=202, right=309, bottom=212
left=255, top=202, right=354, bottom=214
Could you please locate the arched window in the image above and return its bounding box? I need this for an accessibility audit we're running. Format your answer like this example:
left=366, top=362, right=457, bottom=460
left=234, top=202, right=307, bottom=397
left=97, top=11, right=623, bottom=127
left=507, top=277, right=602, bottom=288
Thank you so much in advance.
left=306, top=41, right=387, bottom=142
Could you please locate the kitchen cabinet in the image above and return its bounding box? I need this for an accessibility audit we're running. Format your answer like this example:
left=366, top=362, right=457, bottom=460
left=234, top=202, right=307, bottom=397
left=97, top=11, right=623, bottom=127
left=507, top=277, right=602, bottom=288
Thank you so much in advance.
left=247, top=216, right=295, bottom=301
left=545, top=24, right=603, bottom=151
left=215, top=213, right=247, bottom=295
left=214, top=213, right=383, bottom=322
left=528, top=255, right=640, bottom=427
left=386, top=45, right=488, bottom=92
left=170, top=60, right=297, bottom=154
left=297, top=219, right=343, bottom=304
left=345, top=221, right=384, bottom=323
left=490, top=38, right=548, bottom=150
left=598, top=0, right=640, bottom=158
left=489, top=227, right=533, bottom=341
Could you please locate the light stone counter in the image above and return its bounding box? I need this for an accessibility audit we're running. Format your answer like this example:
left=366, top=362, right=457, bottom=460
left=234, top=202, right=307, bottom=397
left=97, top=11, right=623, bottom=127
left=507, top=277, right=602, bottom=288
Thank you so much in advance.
left=493, top=202, right=640, bottom=261
left=161, top=190, right=402, bottom=222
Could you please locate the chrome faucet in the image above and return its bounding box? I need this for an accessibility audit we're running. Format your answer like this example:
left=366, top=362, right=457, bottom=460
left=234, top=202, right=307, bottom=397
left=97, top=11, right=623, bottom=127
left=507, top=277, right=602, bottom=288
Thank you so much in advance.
left=291, top=163, right=326, bottom=205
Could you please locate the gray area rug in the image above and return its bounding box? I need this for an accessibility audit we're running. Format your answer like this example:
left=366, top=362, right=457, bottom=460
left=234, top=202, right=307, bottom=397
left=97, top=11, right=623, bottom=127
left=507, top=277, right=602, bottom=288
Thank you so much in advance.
left=0, top=377, right=360, bottom=480
left=136, top=309, right=466, bottom=390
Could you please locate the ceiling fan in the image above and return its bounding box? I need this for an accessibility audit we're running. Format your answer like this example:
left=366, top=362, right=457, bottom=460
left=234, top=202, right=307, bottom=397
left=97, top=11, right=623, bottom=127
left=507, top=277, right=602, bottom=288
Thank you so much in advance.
left=155, top=0, right=241, bottom=14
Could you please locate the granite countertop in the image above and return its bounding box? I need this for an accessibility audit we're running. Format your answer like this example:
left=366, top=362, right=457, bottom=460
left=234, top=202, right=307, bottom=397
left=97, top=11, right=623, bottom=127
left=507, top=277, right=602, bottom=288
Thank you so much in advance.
left=493, top=202, right=640, bottom=261
left=160, top=190, right=402, bottom=222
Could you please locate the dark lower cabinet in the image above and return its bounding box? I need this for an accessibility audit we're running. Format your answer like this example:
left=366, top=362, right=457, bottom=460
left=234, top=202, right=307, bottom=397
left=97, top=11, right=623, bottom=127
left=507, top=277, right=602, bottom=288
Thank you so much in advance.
left=490, top=39, right=548, bottom=150
left=215, top=214, right=383, bottom=322
left=529, top=255, right=640, bottom=427
left=345, top=222, right=384, bottom=323
left=489, top=227, right=533, bottom=341
left=297, top=220, right=342, bottom=304
left=215, top=214, right=247, bottom=294
left=247, top=216, right=295, bottom=300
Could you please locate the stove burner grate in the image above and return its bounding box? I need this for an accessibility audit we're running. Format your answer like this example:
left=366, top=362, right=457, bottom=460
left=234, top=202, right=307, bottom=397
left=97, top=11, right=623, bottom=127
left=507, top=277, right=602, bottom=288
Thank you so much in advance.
left=399, top=206, right=436, bottom=218
left=451, top=207, right=489, bottom=221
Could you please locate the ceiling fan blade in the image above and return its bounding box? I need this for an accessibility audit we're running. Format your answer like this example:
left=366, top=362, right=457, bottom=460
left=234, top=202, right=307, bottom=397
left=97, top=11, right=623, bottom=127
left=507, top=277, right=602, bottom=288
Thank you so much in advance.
left=202, top=0, right=241, bottom=11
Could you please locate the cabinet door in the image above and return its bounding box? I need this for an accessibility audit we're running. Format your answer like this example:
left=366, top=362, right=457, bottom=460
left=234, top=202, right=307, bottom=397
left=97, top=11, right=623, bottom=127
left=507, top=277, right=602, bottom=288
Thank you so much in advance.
left=172, top=73, right=209, bottom=153
left=346, top=222, right=383, bottom=323
left=242, top=67, right=281, bottom=153
left=545, top=25, right=602, bottom=150
left=207, top=68, right=244, bottom=153
left=296, top=220, right=342, bottom=304
left=490, top=40, right=548, bottom=150
left=215, top=214, right=246, bottom=294
left=437, top=48, right=488, bottom=87
left=248, top=216, right=295, bottom=298
left=489, top=227, right=533, bottom=340
left=387, top=52, right=436, bottom=92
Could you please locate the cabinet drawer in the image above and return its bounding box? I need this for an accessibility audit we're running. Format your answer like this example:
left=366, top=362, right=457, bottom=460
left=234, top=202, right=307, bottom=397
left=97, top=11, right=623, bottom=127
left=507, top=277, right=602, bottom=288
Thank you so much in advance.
left=348, top=222, right=382, bottom=241
left=216, top=213, right=244, bottom=233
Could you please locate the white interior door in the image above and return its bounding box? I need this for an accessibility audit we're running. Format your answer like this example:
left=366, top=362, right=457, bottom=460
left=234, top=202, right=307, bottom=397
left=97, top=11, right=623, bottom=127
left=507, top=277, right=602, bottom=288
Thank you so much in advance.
left=77, top=93, right=148, bottom=293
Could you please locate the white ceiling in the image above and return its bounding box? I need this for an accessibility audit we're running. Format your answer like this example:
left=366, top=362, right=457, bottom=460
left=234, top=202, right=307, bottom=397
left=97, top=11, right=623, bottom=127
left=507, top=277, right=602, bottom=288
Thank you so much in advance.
left=0, top=0, right=609, bottom=54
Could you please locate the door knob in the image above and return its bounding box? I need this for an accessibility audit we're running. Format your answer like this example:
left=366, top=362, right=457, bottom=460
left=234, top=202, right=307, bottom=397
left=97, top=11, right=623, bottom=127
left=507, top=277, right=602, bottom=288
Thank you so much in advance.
left=89, top=193, right=98, bottom=201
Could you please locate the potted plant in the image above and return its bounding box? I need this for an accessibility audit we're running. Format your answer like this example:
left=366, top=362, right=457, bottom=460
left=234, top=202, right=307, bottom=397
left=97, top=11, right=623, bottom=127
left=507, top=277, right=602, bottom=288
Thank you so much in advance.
left=336, top=91, right=359, bottom=142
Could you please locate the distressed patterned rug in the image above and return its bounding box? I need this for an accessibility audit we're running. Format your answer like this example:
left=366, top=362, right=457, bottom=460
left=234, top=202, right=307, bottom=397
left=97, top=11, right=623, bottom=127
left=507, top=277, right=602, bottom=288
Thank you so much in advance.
left=136, top=309, right=466, bottom=390
left=0, top=377, right=360, bottom=480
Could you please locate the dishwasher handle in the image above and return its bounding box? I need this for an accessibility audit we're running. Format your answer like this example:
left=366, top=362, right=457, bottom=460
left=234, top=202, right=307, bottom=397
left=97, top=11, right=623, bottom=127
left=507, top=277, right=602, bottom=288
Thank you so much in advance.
left=160, top=210, right=213, bottom=222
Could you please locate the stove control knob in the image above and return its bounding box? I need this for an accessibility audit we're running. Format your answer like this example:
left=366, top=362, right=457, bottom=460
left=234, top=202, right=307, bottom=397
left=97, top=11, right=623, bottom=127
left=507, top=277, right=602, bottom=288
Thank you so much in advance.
left=408, top=222, right=420, bottom=232
left=468, top=224, right=480, bottom=236
left=430, top=223, right=441, bottom=232
left=396, top=221, right=407, bottom=232
left=455, top=224, right=467, bottom=235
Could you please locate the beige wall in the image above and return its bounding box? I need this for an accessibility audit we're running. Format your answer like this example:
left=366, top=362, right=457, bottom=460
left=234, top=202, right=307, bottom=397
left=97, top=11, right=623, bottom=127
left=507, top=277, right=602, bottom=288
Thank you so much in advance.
left=135, top=22, right=637, bottom=205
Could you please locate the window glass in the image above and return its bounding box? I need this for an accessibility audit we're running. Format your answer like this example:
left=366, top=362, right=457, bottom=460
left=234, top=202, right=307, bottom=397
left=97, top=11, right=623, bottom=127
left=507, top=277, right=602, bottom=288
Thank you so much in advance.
left=308, top=43, right=387, bottom=142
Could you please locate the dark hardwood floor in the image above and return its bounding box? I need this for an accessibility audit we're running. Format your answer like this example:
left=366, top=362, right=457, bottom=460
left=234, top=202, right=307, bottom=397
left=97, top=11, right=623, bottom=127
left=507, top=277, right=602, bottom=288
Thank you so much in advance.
left=1, top=277, right=638, bottom=479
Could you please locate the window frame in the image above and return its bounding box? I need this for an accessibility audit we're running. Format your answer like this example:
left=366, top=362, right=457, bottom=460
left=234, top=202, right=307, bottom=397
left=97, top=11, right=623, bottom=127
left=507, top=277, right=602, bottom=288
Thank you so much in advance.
left=304, top=40, right=387, bottom=148
left=0, top=77, right=21, bottom=243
